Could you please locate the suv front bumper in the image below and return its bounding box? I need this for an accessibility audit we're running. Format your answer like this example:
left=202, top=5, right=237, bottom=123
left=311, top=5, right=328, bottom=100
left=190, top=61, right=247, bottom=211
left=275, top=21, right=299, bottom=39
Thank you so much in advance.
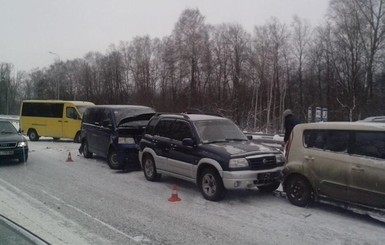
left=222, top=167, right=283, bottom=189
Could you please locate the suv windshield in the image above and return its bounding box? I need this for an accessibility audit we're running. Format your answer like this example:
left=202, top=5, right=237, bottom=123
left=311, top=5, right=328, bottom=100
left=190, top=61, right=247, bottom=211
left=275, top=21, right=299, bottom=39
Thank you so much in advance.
left=0, top=121, right=18, bottom=134
left=194, top=119, right=247, bottom=143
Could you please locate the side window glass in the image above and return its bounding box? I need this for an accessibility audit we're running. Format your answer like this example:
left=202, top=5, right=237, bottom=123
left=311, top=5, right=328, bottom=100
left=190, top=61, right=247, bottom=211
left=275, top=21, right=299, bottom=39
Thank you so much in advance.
left=303, top=130, right=326, bottom=150
left=146, top=117, right=159, bottom=135
left=66, top=107, right=79, bottom=119
left=353, top=132, right=385, bottom=159
left=324, top=130, right=349, bottom=152
left=100, top=109, right=112, bottom=127
left=154, top=119, right=173, bottom=138
left=172, top=121, right=193, bottom=141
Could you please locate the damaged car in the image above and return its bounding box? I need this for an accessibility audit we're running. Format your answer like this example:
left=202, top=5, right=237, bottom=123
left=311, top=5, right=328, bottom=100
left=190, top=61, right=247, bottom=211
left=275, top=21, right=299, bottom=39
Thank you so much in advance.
left=79, top=105, right=155, bottom=170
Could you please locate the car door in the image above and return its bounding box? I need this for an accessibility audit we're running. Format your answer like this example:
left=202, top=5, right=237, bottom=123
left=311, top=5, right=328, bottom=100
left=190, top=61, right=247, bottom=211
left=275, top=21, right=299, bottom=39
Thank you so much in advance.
left=304, top=130, right=350, bottom=201
left=96, top=109, right=113, bottom=157
left=62, top=106, right=81, bottom=139
left=152, top=119, right=174, bottom=171
left=347, top=131, right=385, bottom=208
left=167, top=120, right=198, bottom=178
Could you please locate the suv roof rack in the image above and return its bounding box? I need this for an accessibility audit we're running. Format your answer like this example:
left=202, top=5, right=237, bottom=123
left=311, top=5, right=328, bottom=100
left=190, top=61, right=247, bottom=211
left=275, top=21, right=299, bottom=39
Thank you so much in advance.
left=184, top=108, right=223, bottom=117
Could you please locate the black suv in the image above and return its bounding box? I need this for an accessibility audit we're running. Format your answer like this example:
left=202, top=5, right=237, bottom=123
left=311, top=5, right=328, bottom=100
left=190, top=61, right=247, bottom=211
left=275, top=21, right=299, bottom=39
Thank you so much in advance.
left=80, top=105, right=155, bottom=170
left=139, top=113, right=285, bottom=201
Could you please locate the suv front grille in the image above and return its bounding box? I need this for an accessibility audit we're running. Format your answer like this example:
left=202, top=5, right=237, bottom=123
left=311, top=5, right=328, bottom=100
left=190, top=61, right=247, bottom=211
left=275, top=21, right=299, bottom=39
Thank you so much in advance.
left=247, top=155, right=277, bottom=170
left=0, top=142, right=17, bottom=149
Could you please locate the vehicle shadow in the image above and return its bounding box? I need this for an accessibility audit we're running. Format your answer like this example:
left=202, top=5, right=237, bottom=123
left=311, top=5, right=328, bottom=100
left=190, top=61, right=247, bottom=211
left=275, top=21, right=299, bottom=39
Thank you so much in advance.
left=0, top=159, right=24, bottom=167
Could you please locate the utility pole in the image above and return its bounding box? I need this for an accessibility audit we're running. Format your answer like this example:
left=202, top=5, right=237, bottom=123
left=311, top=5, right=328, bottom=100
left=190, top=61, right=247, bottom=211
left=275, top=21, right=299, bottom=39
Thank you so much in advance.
left=48, top=51, right=61, bottom=99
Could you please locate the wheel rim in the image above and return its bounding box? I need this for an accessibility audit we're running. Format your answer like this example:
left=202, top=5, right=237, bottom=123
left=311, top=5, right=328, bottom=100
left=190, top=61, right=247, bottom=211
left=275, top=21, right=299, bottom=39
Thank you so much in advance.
left=202, top=173, right=217, bottom=197
left=30, top=132, right=36, bottom=139
left=144, top=159, right=154, bottom=177
left=289, top=180, right=305, bottom=201
left=109, top=152, right=119, bottom=166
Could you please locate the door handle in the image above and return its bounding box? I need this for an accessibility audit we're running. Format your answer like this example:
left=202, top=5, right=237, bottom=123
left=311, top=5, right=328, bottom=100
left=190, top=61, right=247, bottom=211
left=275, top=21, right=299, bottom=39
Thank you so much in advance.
left=64, top=121, right=68, bottom=123
left=304, top=156, right=314, bottom=160
left=58, top=120, right=62, bottom=122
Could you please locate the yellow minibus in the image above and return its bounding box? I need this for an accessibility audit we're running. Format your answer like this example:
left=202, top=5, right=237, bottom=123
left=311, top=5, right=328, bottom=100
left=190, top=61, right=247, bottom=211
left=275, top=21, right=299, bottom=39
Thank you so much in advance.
left=19, top=100, right=94, bottom=142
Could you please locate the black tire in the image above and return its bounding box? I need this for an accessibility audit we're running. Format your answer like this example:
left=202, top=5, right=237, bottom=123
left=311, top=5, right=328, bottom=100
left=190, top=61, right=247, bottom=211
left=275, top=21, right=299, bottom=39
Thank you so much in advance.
left=142, top=155, right=160, bottom=181
left=83, top=140, right=93, bottom=158
left=74, top=132, right=81, bottom=143
left=107, top=148, right=123, bottom=170
left=53, top=137, right=60, bottom=141
left=258, top=181, right=281, bottom=193
left=198, top=168, right=225, bottom=201
left=28, top=129, right=39, bottom=141
left=285, top=175, right=314, bottom=207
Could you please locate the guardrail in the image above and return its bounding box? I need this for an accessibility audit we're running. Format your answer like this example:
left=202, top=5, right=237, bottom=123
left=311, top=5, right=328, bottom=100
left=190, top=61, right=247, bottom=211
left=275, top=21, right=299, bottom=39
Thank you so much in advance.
left=244, top=132, right=284, bottom=151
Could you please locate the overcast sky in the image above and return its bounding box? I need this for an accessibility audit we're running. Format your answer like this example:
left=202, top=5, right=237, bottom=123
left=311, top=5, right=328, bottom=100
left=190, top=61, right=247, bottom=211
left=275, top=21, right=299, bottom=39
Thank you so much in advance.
left=0, top=0, right=330, bottom=72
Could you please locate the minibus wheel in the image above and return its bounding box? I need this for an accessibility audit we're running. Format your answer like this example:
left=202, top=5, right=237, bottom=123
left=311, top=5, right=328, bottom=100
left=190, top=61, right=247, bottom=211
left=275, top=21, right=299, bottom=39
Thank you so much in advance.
left=28, top=129, right=39, bottom=141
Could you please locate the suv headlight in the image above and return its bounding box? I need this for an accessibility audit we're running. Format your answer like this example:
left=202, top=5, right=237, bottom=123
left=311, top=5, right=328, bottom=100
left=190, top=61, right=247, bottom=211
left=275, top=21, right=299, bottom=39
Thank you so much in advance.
left=18, top=141, right=28, bottom=147
left=118, top=137, right=135, bottom=144
left=275, top=153, right=285, bottom=163
left=229, top=158, right=249, bottom=168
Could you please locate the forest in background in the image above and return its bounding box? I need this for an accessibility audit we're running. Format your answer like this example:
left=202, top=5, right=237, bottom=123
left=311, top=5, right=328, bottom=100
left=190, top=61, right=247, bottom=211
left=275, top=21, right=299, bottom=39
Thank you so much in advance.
left=1, top=0, right=385, bottom=132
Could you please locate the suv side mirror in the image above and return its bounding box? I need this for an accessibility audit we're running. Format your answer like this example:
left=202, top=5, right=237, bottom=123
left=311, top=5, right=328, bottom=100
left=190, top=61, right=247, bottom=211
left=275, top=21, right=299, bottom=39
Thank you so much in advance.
left=247, top=135, right=253, bottom=140
left=182, top=138, right=195, bottom=147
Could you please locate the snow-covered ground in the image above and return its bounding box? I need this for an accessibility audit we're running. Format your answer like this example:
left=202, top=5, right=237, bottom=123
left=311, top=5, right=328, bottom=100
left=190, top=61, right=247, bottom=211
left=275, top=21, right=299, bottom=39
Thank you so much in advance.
left=0, top=139, right=384, bottom=244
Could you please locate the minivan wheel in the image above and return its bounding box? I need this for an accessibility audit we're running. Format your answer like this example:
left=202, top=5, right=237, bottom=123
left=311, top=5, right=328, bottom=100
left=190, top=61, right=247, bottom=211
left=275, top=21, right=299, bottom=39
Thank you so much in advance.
left=258, top=181, right=281, bottom=193
left=83, top=141, right=93, bottom=158
left=143, top=155, right=160, bottom=181
left=107, top=149, right=123, bottom=170
left=199, top=168, right=225, bottom=201
left=28, top=129, right=39, bottom=141
left=285, top=175, right=314, bottom=207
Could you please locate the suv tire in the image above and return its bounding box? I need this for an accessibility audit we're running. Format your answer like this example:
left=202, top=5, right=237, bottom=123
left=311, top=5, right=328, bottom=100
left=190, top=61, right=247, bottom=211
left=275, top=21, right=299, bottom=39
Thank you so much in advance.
left=107, top=148, right=123, bottom=170
left=143, top=155, right=161, bottom=181
left=198, top=168, right=225, bottom=201
left=258, top=181, right=280, bottom=193
left=285, top=175, right=313, bottom=207
left=83, top=140, right=93, bottom=158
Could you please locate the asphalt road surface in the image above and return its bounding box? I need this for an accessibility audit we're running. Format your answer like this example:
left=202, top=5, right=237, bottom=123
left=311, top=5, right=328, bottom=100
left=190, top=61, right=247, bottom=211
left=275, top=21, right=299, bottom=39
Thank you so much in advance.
left=0, top=139, right=384, bottom=245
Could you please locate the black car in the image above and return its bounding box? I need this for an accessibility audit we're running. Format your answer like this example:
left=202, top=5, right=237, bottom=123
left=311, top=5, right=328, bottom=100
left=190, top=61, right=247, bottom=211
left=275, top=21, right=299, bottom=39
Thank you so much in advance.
left=79, top=105, right=155, bottom=170
left=139, top=113, right=285, bottom=201
left=0, top=120, right=28, bottom=163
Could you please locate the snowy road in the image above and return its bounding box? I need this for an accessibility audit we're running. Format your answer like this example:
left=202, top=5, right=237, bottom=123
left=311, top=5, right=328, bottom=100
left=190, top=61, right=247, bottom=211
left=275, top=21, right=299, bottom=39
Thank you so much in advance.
left=0, top=140, right=384, bottom=244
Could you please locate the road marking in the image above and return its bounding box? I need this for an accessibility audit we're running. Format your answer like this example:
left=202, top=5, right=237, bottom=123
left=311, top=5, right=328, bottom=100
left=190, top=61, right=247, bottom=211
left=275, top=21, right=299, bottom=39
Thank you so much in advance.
left=41, top=190, right=151, bottom=243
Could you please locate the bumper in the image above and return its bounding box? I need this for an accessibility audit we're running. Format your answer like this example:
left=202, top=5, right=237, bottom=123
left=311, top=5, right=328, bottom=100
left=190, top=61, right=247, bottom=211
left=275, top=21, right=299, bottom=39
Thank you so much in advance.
left=116, top=145, right=140, bottom=165
left=0, top=147, right=29, bottom=161
left=222, top=167, right=283, bottom=189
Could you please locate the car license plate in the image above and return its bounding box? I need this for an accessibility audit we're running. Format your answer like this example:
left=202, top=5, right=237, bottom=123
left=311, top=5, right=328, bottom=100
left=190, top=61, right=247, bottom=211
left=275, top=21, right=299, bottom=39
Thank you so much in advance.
left=0, top=151, right=14, bottom=155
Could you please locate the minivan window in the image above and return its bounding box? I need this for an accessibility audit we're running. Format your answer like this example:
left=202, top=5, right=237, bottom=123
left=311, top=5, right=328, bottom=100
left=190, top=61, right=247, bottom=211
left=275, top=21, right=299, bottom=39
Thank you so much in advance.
left=352, top=131, right=385, bottom=160
left=66, top=107, right=79, bottom=119
left=22, top=102, right=64, bottom=118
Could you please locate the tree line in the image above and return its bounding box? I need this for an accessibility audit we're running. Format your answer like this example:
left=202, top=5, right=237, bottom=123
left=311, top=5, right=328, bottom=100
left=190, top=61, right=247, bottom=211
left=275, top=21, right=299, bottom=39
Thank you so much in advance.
left=1, top=0, right=385, bottom=132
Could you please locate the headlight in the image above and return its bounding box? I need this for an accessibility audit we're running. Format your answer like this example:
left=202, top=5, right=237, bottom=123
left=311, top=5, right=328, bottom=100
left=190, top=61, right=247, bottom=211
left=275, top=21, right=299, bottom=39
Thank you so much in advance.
left=18, top=141, right=28, bottom=147
left=118, top=137, right=135, bottom=144
left=275, top=154, right=285, bottom=163
left=229, top=158, right=249, bottom=168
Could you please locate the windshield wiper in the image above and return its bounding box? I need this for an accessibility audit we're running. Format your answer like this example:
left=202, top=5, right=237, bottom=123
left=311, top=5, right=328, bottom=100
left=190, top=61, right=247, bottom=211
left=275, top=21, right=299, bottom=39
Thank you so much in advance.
left=205, top=139, right=227, bottom=144
left=225, top=138, right=248, bottom=141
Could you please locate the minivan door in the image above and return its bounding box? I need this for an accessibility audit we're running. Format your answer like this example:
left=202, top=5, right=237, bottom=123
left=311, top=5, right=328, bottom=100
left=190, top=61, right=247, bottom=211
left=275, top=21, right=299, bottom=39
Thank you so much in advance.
left=347, top=131, right=385, bottom=208
left=63, top=106, right=81, bottom=140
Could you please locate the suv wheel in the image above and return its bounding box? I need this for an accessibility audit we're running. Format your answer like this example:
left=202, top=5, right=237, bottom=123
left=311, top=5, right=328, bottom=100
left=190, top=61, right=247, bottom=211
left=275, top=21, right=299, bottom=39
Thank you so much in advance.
left=285, top=175, right=314, bottom=207
left=28, top=129, right=39, bottom=141
left=199, top=168, right=225, bottom=201
left=143, top=155, right=160, bottom=181
left=107, top=148, right=123, bottom=170
left=74, top=132, right=81, bottom=143
left=258, top=181, right=280, bottom=193
left=83, top=141, right=93, bottom=158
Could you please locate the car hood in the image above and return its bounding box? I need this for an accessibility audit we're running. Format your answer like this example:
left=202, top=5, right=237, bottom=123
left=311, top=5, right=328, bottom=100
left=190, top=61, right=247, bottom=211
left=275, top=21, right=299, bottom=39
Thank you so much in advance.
left=202, top=141, right=278, bottom=158
left=117, top=113, right=155, bottom=127
left=0, top=133, right=25, bottom=142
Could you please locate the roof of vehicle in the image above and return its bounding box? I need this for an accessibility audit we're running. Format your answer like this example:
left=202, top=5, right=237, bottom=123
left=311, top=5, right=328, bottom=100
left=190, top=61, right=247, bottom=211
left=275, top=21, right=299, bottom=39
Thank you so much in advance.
left=360, top=116, right=385, bottom=122
left=22, top=100, right=94, bottom=105
left=87, top=105, right=154, bottom=110
left=157, top=113, right=225, bottom=121
left=294, top=122, right=385, bottom=131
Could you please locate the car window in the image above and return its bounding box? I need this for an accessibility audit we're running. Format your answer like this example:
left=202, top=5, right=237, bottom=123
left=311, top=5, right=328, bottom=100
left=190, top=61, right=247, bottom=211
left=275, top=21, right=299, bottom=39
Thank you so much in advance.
left=352, top=131, right=385, bottom=159
left=0, top=121, right=18, bottom=134
left=154, top=119, right=174, bottom=138
left=66, top=107, right=79, bottom=119
left=194, top=119, right=247, bottom=143
left=171, top=120, right=193, bottom=141
left=304, top=130, right=349, bottom=153
left=145, top=117, right=159, bottom=135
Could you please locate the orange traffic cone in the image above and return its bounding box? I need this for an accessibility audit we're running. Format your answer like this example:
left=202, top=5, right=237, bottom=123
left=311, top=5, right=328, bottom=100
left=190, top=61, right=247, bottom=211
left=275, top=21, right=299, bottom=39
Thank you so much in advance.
left=66, top=152, right=74, bottom=162
left=168, top=184, right=181, bottom=202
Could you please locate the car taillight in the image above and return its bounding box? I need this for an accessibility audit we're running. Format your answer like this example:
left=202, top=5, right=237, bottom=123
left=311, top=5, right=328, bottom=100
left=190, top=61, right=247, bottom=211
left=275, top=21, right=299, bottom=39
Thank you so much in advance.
left=285, top=133, right=293, bottom=160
